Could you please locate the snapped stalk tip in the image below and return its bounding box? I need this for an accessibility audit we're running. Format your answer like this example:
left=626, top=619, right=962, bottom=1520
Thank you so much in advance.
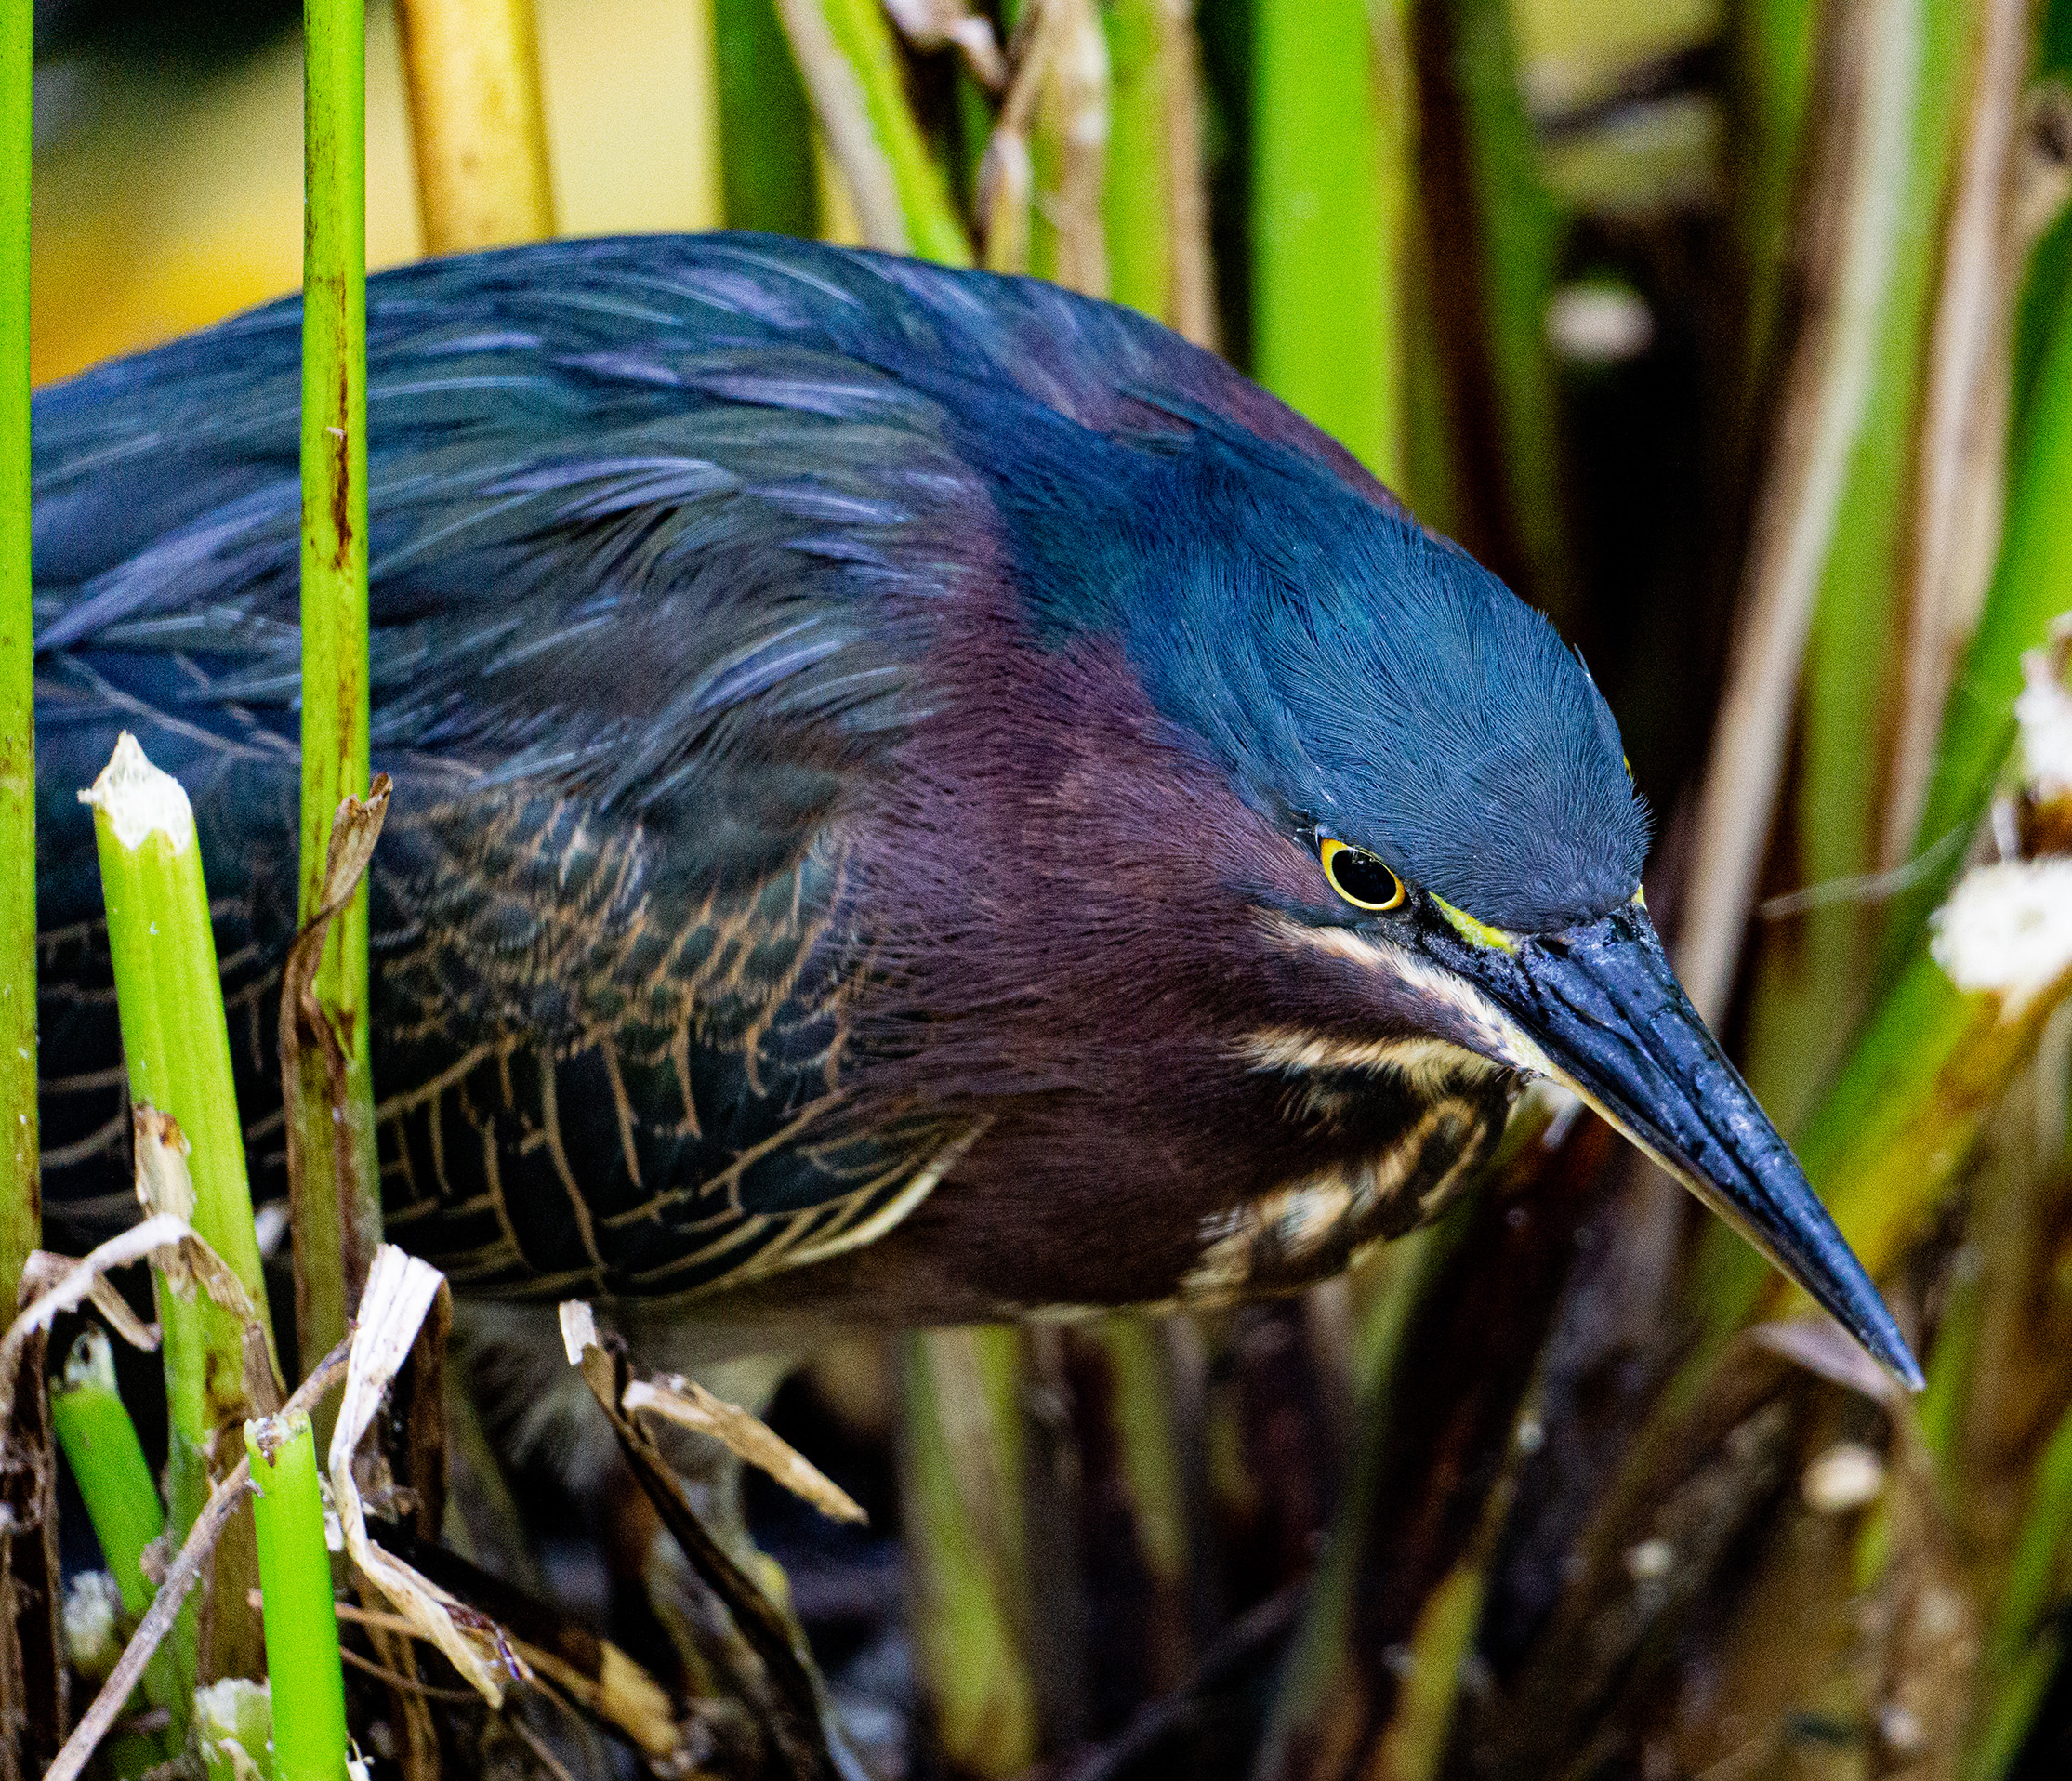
left=79, top=732, right=195, bottom=853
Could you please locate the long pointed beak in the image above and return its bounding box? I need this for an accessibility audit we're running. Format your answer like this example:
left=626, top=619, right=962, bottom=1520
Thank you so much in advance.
left=1468, top=902, right=1922, bottom=1392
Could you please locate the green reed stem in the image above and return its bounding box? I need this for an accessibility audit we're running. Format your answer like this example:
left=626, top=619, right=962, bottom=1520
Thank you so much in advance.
left=52, top=1330, right=167, bottom=1626
left=1728, top=0, right=1824, bottom=399
left=1440, top=0, right=1566, bottom=599
left=85, top=733, right=277, bottom=1695
left=300, top=0, right=383, bottom=1404
left=84, top=740, right=274, bottom=1349
left=1961, top=1398, right=2072, bottom=1779
left=1740, top=0, right=1972, bottom=1124
left=716, top=0, right=821, bottom=236
left=900, top=1326, right=1037, bottom=1777
left=246, top=1411, right=347, bottom=1781
left=52, top=1327, right=192, bottom=1736
left=1102, top=0, right=1171, bottom=322
left=1255, top=1219, right=1456, bottom=1778
left=779, top=0, right=972, bottom=264
left=0, top=0, right=35, bottom=1313
left=1251, top=0, right=1409, bottom=483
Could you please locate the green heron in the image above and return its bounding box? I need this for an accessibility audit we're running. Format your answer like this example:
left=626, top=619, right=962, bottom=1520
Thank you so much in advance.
left=30, top=233, right=1920, bottom=1390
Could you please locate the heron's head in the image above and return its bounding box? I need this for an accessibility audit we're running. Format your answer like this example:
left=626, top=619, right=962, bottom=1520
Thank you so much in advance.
left=1006, top=426, right=1921, bottom=1388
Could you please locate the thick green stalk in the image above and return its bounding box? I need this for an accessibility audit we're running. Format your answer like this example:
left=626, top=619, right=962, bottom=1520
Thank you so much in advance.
left=1102, top=0, right=1175, bottom=328
left=715, top=0, right=821, bottom=236
left=1091, top=1319, right=1188, bottom=1598
left=51, top=1328, right=191, bottom=1735
left=83, top=741, right=274, bottom=1348
left=246, top=1412, right=348, bottom=1781
left=0, top=0, right=34, bottom=1313
left=85, top=734, right=276, bottom=1692
left=1425, top=0, right=1566, bottom=599
left=1729, top=0, right=1824, bottom=400
left=1102, top=0, right=1209, bottom=343
left=299, top=0, right=383, bottom=1398
left=1251, top=0, right=1408, bottom=483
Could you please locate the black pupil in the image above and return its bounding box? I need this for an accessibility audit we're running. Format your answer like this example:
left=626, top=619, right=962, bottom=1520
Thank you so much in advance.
left=1333, top=849, right=1398, bottom=905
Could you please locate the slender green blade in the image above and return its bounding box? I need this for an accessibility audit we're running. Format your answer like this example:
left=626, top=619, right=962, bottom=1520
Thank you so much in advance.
left=0, top=0, right=35, bottom=1309
left=299, top=0, right=384, bottom=1403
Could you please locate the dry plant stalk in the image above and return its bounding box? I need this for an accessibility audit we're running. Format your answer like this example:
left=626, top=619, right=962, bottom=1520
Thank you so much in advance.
left=0, top=1255, right=65, bottom=1781
left=979, top=0, right=1067, bottom=273
left=879, top=0, right=1005, bottom=87
left=281, top=773, right=391, bottom=1442
left=1677, top=0, right=1919, bottom=1024
left=1155, top=0, right=1214, bottom=348
left=1038, top=0, right=1112, bottom=297
left=1888, top=54, right=2072, bottom=866
left=329, top=1244, right=521, bottom=1704
left=623, top=1372, right=867, bottom=1525
left=774, top=0, right=971, bottom=264
left=563, top=1304, right=848, bottom=1781
left=978, top=0, right=1110, bottom=294
left=394, top=0, right=557, bottom=253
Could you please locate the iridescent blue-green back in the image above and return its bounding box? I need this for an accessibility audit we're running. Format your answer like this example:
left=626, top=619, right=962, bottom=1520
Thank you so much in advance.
left=32, top=232, right=1636, bottom=1315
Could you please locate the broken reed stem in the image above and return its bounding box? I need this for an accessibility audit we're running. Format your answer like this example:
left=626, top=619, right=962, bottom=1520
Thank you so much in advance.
left=81, top=740, right=273, bottom=1352
left=51, top=1328, right=192, bottom=1725
left=300, top=0, right=384, bottom=1414
left=46, top=1341, right=351, bottom=1781
left=394, top=0, right=556, bottom=252
left=245, top=1411, right=347, bottom=1781
left=52, top=1331, right=164, bottom=1624
left=83, top=737, right=280, bottom=1690
left=0, top=0, right=34, bottom=1315
left=58, top=1463, right=250, bottom=1781
left=1250, top=0, right=1407, bottom=483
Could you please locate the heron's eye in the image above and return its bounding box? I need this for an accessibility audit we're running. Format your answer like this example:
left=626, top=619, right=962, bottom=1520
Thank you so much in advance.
left=1319, top=839, right=1405, bottom=912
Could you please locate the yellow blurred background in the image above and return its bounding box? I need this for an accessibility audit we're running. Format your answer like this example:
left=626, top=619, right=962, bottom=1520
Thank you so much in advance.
left=31, top=0, right=722, bottom=384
